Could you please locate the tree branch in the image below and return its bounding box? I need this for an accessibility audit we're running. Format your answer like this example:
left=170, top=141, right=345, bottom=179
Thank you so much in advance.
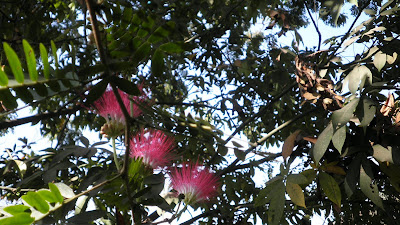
left=0, top=106, right=81, bottom=130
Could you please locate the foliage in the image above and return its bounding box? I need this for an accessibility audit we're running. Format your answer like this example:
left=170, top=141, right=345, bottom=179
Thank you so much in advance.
left=1, top=0, right=400, bottom=224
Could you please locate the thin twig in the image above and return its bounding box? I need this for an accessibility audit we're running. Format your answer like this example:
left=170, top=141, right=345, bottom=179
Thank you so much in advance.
left=305, top=2, right=321, bottom=51
left=217, top=107, right=316, bottom=177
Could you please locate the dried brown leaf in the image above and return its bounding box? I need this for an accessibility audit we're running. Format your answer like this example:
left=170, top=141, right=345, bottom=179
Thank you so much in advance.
left=282, top=130, right=302, bottom=160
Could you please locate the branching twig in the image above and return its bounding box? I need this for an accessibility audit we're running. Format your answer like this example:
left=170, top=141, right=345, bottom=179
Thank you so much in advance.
left=217, top=107, right=316, bottom=176
left=305, top=2, right=321, bottom=51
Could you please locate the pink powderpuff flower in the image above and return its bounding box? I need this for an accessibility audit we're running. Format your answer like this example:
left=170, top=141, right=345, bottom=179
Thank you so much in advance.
left=93, top=89, right=131, bottom=125
left=170, top=163, right=219, bottom=204
left=130, top=129, right=175, bottom=169
left=93, top=85, right=148, bottom=123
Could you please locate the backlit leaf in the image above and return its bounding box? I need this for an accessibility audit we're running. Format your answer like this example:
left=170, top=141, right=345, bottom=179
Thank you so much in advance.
left=373, top=51, right=386, bottom=72
left=3, top=42, right=24, bottom=83
left=21, top=192, right=49, bottom=214
left=51, top=40, right=58, bottom=69
left=48, top=183, right=64, bottom=203
left=22, top=40, right=38, bottom=82
left=0, top=213, right=34, bottom=225
left=159, top=42, right=184, bottom=53
left=0, top=66, right=9, bottom=86
left=313, top=123, right=333, bottom=164
left=3, top=205, right=31, bottom=215
left=319, top=172, right=341, bottom=206
left=282, top=130, right=301, bottom=160
left=332, top=98, right=359, bottom=129
left=286, top=181, right=306, bottom=208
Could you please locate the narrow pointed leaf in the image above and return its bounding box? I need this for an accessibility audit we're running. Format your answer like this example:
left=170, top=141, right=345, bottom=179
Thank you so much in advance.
left=360, top=166, right=384, bottom=209
left=23, top=40, right=38, bottom=82
left=3, top=205, right=31, bottom=215
left=40, top=43, right=50, bottom=79
left=0, top=67, right=8, bottom=86
left=332, top=125, right=346, bottom=154
left=3, top=42, right=24, bottom=83
left=313, top=123, right=333, bottom=164
left=51, top=40, right=59, bottom=69
left=151, top=49, right=165, bottom=78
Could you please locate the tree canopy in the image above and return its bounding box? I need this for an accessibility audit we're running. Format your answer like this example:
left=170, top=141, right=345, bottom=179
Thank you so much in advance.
left=1, top=0, right=400, bottom=224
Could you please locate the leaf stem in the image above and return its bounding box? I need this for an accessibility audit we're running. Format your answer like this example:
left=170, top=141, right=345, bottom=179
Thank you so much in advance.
left=112, top=137, right=121, bottom=172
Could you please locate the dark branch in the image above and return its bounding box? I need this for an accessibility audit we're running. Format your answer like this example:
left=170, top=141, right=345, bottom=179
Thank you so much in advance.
left=0, top=106, right=81, bottom=130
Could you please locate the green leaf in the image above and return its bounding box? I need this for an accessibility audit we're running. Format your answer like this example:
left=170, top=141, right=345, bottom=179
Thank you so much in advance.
left=332, top=125, right=346, bottom=154
left=360, top=165, right=384, bottom=209
left=0, top=67, right=9, bottom=86
left=159, top=42, right=184, bottom=53
left=148, top=26, right=170, bottom=44
left=343, top=65, right=372, bottom=93
left=14, top=86, right=34, bottom=104
left=313, top=123, right=333, bottom=164
left=319, top=172, right=341, bottom=206
left=254, top=176, right=283, bottom=207
left=22, top=40, right=38, bottom=82
left=234, top=148, right=246, bottom=161
left=49, top=183, right=64, bottom=203
left=373, top=51, right=386, bottom=72
left=344, top=155, right=361, bottom=197
left=21, top=192, right=49, bottom=214
left=0, top=89, right=18, bottom=109
left=286, top=181, right=306, bottom=208
left=37, top=189, right=58, bottom=203
left=3, top=205, right=31, bottom=215
left=54, top=183, right=75, bottom=199
left=111, top=77, right=140, bottom=96
left=0, top=213, right=34, bottom=225
left=358, top=98, right=376, bottom=127
left=331, top=98, right=359, bottom=129
left=3, top=42, right=24, bottom=83
left=151, top=49, right=165, bottom=78
left=287, top=174, right=308, bottom=184
left=85, top=78, right=109, bottom=105
left=268, top=181, right=285, bottom=225
left=372, top=144, right=393, bottom=164
left=51, top=40, right=59, bottom=69
left=132, top=42, right=151, bottom=65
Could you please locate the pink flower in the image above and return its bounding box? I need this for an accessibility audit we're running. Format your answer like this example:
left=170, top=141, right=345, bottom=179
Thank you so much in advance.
left=130, top=129, right=175, bottom=168
left=93, top=86, right=147, bottom=123
left=170, top=163, right=219, bottom=204
left=93, top=89, right=131, bottom=125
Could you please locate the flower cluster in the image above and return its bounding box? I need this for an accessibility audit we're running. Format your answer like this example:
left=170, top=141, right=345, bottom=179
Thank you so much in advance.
left=130, top=129, right=175, bottom=169
left=170, top=162, right=219, bottom=204
left=92, top=85, right=148, bottom=138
